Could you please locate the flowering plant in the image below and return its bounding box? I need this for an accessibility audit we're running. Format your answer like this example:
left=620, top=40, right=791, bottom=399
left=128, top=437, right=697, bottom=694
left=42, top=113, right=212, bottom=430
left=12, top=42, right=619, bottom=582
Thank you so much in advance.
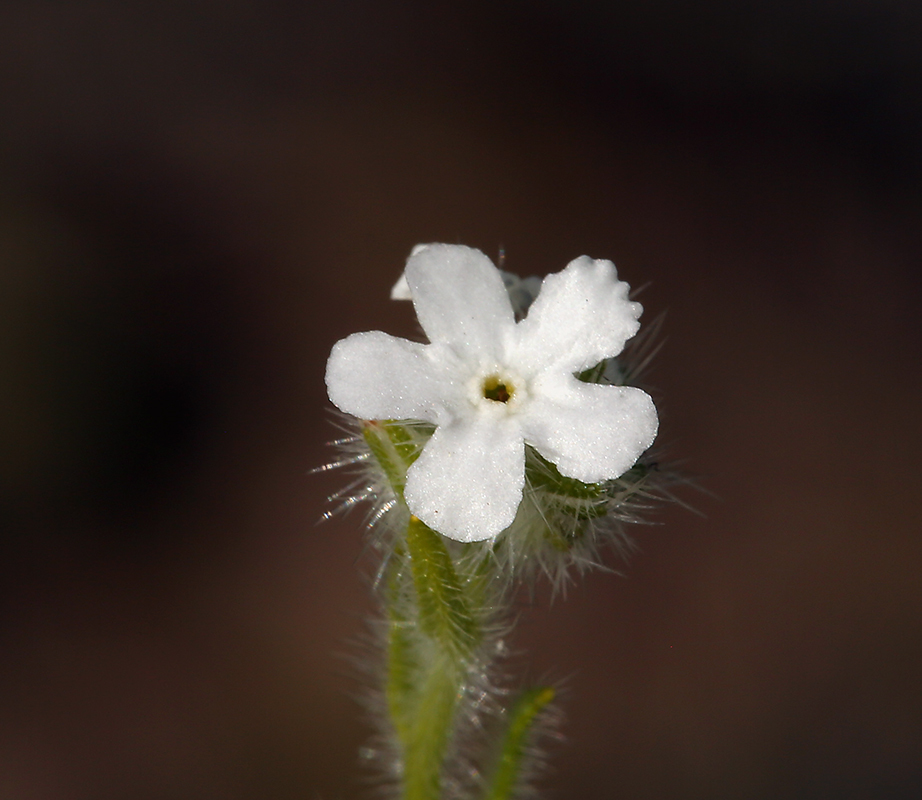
left=321, top=244, right=677, bottom=799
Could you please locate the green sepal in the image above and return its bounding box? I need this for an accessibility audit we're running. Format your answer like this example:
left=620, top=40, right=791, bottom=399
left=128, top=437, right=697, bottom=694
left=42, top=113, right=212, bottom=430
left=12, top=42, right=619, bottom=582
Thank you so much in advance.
left=576, top=358, right=609, bottom=384
left=525, top=449, right=605, bottom=502
left=527, top=450, right=654, bottom=519
left=361, top=420, right=422, bottom=500
left=482, top=686, right=556, bottom=800
left=525, top=449, right=610, bottom=533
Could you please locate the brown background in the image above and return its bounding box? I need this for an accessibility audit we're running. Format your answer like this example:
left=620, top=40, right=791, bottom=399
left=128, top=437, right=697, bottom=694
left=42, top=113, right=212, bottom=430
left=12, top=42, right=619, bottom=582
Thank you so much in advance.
left=1, top=2, right=921, bottom=798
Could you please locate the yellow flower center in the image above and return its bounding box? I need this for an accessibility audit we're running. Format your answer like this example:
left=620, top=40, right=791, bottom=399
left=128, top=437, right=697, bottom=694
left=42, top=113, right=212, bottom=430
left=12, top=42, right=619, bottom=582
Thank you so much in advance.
left=482, top=374, right=514, bottom=403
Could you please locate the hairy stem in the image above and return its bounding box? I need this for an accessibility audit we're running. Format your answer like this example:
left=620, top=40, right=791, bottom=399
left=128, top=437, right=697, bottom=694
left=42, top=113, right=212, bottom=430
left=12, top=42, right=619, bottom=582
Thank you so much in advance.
left=386, top=516, right=482, bottom=800
left=401, top=653, right=464, bottom=800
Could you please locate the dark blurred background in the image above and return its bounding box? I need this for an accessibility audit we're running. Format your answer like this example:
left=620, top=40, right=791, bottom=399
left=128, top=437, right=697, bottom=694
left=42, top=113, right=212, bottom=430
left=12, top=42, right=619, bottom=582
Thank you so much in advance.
left=1, top=1, right=921, bottom=798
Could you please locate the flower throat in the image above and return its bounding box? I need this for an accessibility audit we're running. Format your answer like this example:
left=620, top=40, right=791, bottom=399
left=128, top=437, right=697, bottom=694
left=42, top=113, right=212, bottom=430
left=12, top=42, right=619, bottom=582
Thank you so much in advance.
left=482, top=374, right=514, bottom=403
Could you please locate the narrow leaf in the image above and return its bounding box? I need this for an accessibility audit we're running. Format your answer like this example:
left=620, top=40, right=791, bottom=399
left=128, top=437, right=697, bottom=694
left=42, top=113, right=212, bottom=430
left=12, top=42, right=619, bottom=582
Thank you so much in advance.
left=406, top=516, right=479, bottom=658
left=483, top=686, right=556, bottom=800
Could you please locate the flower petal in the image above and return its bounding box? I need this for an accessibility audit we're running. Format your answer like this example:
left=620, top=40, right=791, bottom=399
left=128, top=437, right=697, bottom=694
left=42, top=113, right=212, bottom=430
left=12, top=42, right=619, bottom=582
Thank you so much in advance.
left=325, top=331, right=465, bottom=423
left=406, top=244, right=515, bottom=360
left=390, top=272, right=412, bottom=301
left=512, top=256, right=642, bottom=375
left=404, top=416, right=525, bottom=541
left=520, top=375, right=658, bottom=483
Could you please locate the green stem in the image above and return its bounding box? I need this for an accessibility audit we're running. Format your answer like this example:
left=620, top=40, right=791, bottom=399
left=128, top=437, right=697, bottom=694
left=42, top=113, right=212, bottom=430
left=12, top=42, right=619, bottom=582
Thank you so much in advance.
left=401, top=653, right=464, bottom=800
left=368, top=423, right=558, bottom=799
left=386, top=516, right=482, bottom=800
left=385, top=561, right=416, bottom=745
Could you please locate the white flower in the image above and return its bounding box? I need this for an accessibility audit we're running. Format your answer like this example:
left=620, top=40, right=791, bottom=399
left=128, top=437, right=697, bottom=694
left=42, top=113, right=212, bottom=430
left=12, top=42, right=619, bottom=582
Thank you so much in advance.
left=325, top=244, right=658, bottom=542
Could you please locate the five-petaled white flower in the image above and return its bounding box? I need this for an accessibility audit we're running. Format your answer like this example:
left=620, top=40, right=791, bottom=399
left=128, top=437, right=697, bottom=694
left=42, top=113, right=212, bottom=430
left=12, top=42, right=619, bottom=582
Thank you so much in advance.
left=325, top=244, right=658, bottom=542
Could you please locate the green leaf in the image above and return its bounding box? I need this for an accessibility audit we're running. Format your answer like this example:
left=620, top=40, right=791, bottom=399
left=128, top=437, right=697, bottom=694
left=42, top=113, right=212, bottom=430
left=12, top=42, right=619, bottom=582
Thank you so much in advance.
left=406, top=516, right=479, bottom=658
left=482, top=687, right=556, bottom=800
